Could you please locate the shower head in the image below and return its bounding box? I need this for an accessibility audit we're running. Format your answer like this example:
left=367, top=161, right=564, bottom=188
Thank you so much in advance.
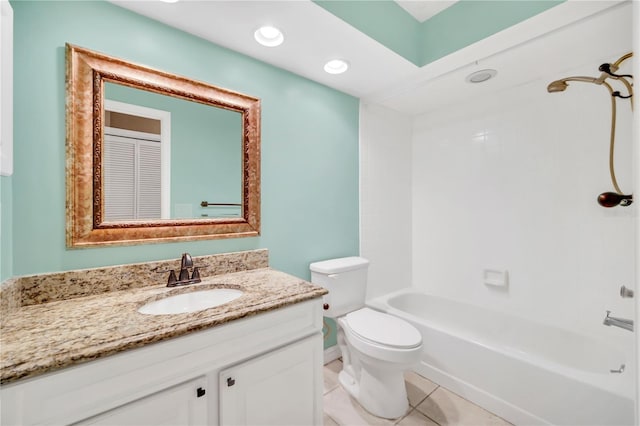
left=547, top=80, right=568, bottom=93
left=546, top=76, right=600, bottom=93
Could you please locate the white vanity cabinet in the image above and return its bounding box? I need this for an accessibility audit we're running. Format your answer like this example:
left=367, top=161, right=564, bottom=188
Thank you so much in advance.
left=77, top=376, right=208, bottom=426
left=219, top=335, right=321, bottom=425
left=0, top=299, right=324, bottom=426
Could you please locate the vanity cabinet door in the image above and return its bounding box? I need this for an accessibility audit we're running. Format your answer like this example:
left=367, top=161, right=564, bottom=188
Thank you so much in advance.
left=219, top=333, right=322, bottom=426
left=76, top=376, right=207, bottom=426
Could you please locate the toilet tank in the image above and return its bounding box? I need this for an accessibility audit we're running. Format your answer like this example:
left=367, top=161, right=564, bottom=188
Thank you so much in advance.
left=309, top=257, right=369, bottom=318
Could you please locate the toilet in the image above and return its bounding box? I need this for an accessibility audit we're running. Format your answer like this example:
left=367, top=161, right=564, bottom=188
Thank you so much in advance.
left=310, top=257, right=423, bottom=419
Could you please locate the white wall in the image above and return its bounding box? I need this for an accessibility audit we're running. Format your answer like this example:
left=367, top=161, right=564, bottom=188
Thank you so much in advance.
left=411, top=54, right=635, bottom=340
left=359, top=102, right=412, bottom=299
left=632, top=2, right=640, bottom=421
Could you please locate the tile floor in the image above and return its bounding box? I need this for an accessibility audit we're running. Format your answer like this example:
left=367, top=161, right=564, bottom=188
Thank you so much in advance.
left=323, top=360, right=512, bottom=426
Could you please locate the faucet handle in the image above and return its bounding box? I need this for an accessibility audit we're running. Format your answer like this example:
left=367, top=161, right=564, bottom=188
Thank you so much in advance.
left=167, top=270, right=177, bottom=286
left=191, top=267, right=201, bottom=283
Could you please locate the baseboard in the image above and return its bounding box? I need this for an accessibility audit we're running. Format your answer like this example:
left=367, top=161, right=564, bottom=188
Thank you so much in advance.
left=324, top=345, right=341, bottom=365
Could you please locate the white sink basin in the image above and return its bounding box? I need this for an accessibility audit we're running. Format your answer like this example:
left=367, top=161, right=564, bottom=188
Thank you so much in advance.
left=138, top=288, right=243, bottom=315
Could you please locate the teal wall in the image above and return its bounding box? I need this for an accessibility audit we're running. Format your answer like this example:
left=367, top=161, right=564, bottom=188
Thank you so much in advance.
left=419, top=0, right=563, bottom=65
left=9, top=0, right=359, bottom=289
left=104, top=83, right=243, bottom=219
left=1, top=175, right=12, bottom=281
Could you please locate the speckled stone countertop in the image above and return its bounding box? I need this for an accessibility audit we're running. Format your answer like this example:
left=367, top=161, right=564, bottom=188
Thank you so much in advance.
left=0, top=250, right=327, bottom=385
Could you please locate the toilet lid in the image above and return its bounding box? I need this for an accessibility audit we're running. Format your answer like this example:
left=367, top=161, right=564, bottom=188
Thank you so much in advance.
left=345, top=308, right=422, bottom=349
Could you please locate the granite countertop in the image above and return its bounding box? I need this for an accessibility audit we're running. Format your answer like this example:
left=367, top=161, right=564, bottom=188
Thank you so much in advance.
left=0, top=267, right=327, bottom=385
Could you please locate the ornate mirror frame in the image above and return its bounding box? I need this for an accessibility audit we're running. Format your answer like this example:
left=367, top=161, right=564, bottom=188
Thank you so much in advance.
left=66, top=44, right=260, bottom=247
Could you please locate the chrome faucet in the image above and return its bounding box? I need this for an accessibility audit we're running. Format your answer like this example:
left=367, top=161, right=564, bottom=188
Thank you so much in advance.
left=165, top=253, right=201, bottom=287
left=603, top=310, right=633, bottom=332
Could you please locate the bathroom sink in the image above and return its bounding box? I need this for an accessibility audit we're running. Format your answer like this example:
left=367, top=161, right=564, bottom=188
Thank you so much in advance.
left=138, top=288, right=243, bottom=315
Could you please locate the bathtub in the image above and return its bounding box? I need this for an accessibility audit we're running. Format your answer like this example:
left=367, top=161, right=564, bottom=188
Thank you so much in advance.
left=367, top=290, right=635, bottom=425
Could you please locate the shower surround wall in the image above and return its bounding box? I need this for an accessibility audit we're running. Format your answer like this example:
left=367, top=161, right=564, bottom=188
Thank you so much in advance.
left=411, top=57, right=634, bottom=342
left=359, top=103, right=412, bottom=300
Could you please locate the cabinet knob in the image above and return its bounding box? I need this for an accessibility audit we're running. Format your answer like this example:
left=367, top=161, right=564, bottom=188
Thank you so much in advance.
left=227, top=377, right=235, bottom=387
left=196, top=387, right=206, bottom=398
left=323, top=303, right=329, bottom=310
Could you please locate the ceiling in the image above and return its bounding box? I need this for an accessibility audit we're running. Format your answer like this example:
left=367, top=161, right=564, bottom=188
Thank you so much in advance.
left=109, top=0, right=630, bottom=116
left=395, top=0, right=459, bottom=22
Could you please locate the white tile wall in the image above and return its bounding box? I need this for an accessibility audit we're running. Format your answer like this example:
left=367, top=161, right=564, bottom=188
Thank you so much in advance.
left=359, top=102, right=413, bottom=299
left=411, top=56, right=635, bottom=341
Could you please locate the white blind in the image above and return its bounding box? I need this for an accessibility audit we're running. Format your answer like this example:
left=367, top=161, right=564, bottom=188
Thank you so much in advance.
left=103, top=132, right=161, bottom=221
left=137, top=143, right=161, bottom=219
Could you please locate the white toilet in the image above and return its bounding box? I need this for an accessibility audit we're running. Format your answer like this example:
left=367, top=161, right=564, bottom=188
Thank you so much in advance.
left=310, top=257, right=423, bottom=419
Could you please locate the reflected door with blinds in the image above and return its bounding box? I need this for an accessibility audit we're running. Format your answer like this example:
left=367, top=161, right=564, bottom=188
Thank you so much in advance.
left=103, top=127, right=161, bottom=221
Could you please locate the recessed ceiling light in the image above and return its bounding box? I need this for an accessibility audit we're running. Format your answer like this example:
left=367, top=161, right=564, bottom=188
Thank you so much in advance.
left=324, top=59, right=349, bottom=75
left=254, top=26, right=284, bottom=47
left=465, top=69, right=497, bottom=83
left=159, top=0, right=180, bottom=3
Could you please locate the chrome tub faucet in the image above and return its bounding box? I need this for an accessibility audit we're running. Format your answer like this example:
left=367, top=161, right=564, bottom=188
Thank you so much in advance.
left=603, top=310, right=633, bottom=332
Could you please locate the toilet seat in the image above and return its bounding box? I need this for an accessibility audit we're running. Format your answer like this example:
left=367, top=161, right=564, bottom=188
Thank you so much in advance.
left=344, top=308, right=422, bottom=349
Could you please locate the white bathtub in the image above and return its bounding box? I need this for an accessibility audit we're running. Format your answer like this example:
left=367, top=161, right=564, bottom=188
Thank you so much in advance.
left=367, top=290, right=635, bottom=425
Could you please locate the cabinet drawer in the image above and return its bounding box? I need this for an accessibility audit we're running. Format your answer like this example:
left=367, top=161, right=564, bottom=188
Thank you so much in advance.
left=75, top=377, right=207, bottom=426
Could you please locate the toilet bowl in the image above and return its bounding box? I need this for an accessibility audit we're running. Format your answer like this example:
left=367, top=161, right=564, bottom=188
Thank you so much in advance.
left=336, top=308, right=422, bottom=419
left=309, top=257, right=423, bottom=419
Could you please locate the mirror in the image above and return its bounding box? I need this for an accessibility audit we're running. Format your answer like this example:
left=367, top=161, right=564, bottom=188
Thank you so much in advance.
left=65, top=44, right=260, bottom=247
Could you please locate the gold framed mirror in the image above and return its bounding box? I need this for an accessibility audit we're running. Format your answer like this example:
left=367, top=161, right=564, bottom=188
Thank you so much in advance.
left=66, top=44, right=260, bottom=247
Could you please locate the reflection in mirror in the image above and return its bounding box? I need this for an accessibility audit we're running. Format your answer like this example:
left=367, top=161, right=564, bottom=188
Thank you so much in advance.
left=104, top=99, right=169, bottom=221
left=103, top=83, right=243, bottom=221
left=65, top=43, right=260, bottom=247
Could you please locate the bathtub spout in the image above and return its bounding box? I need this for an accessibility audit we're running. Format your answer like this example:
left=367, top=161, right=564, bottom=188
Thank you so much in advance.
left=603, top=310, right=633, bottom=332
